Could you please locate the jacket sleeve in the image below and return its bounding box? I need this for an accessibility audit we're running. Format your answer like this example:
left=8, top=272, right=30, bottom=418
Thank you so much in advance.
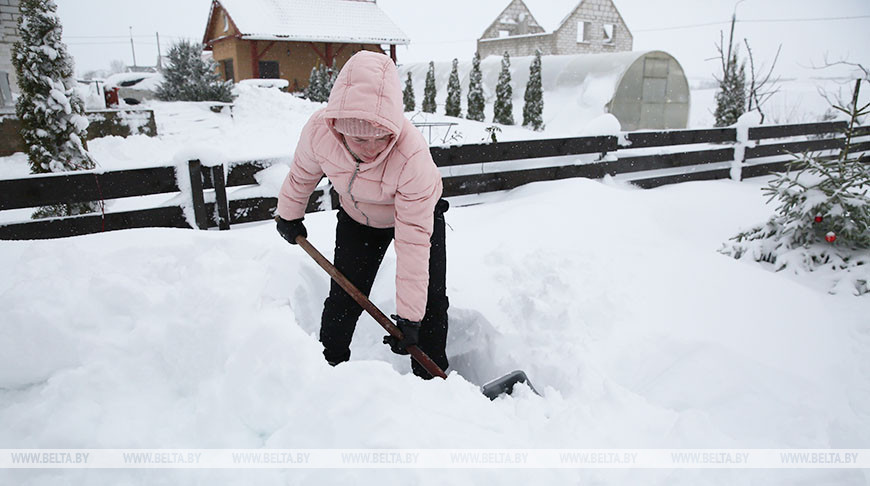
left=393, top=149, right=443, bottom=322
left=277, top=122, right=324, bottom=221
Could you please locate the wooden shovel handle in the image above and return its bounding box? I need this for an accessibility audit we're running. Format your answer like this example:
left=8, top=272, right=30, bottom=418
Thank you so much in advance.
left=295, top=235, right=447, bottom=379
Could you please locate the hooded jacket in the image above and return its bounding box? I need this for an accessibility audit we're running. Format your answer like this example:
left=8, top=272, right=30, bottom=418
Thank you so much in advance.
left=277, top=51, right=443, bottom=322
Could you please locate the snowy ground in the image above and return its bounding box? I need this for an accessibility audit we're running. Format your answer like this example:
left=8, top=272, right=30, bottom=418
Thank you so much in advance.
left=2, top=74, right=869, bottom=484
left=1, top=174, right=869, bottom=485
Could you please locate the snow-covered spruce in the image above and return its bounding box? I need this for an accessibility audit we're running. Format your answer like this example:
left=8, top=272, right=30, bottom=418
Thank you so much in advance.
left=522, top=49, right=544, bottom=131
left=12, top=0, right=94, bottom=176
left=493, top=51, right=514, bottom=125
left=445, top=58, right=462, bottom=118
left=306, top=65, right=323, bottom=102
left=12, top=0, right=98, bottom=217
left=322, top=62, right=337, bottom=102
left=402, top=71, right=415, bottom=112
left=714, top=51, right=747, bottom=127
left=466, top=52, right=485, bottom=122
left=422, top=61, right=437, bottom=114
left=155, top=39, right=232, bottom=103
left=721, top=79, right=870, bottom=295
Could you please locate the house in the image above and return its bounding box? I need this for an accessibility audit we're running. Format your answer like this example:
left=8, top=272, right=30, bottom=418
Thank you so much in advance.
left=477, top=0, right=633, bottom=59
left=202, top=0, right=410, bottom=92
left=0, top=0, right=21, bottom=107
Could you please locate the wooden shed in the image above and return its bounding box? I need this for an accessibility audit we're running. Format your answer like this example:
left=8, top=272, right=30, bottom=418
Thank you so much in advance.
left=202, top=0, right=410, bottom=92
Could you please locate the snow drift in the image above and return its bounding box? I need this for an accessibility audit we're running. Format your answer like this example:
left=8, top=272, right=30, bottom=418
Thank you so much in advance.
left=1, top=175, right=868, bottom=485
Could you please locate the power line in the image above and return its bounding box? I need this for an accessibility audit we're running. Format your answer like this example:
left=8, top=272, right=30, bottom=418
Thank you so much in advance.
left=64, top=33, right=190, bottom=39
left=634, top=14, right=870, bottom=33
left=66, top=41, right=139, bottom=46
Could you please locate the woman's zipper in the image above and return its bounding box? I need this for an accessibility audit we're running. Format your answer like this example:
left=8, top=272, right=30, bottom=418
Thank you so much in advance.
left=346, top=158, right=371, bottom=226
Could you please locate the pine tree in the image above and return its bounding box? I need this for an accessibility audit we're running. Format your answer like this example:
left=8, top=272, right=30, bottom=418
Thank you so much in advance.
left=721, top=78, right=870, bottom=295
left=422, top=61, right=437, bottom=113
left=322, top=61, right=338, bottom=101
left=522, top=49, right=544, bottom=131
left=714, top=52, right=747, bottom=127
left=445, top=58, right=462, bottom=117
left=155, top=39, right=232, bottom=102
left=403, top=72, right=415, bottom=112
left=13, top=0, right=93, bottom=175
left=306, top=64, right=322, bottom=101
left=493, top=52, right=514, bottom=125
left=12, top=0, right=98, bottom=217
left=466, top=52, right=485, bottom=122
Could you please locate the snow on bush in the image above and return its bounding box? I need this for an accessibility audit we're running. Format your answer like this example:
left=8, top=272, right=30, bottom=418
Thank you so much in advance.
left=721, top=80, right=870, bottom=295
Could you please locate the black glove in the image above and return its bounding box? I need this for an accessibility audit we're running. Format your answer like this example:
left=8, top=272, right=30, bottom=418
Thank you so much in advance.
left=383, top=315, right=421, bottom=355
left=276, top=216, right=307, bottom=245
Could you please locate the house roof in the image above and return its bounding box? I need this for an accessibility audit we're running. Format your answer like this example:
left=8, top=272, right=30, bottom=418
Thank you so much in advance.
left=210, top=0, right=410, bottom=45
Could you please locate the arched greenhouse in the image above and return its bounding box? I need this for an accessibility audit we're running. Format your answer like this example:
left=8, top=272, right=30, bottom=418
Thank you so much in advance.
left=398, top=50, right=690, bottom=132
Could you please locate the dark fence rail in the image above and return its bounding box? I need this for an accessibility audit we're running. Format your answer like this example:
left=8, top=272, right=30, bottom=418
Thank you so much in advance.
left=1, top=120, right=868, bottom=240
left=621, top=127, right=736, bottom=148
left=748, top=121, right=848, bottom=140
left=429, top=135, right=616, bottom=166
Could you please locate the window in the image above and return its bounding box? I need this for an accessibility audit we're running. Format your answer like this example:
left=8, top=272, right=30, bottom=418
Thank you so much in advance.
left=577, top=21, right=592, bottom=42
left=602, top=24, right=616, bottom=43
left=643, top=57, right=669, bottom=78
left=0, top=72, right=11, bottom=107
left=258, top=61, right=279, bottom=79
left=498, top=30, right=511, bottom=38
left=222, top=59, right=234, bottom=83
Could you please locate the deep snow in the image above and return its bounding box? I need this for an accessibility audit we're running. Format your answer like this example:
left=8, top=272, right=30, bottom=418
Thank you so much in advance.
left=1, top=66, right=869, bottom=485
left=1, top=174, right=868, bottom=485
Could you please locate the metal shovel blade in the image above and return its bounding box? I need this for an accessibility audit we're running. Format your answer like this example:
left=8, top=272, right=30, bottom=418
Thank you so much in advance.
left=480, top=370, right=539, bottom=400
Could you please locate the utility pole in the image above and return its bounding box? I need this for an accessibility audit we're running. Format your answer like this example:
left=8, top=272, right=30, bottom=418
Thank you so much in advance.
left=156, top=32, right=163, bottom=69
left=129, top=26, right=137, bottom=68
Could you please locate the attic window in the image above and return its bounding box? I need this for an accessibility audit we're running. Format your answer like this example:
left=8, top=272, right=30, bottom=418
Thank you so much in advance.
left=223, top=12, right=229, bottom=32
left=499, top=30, right=511, bottom=38
left=577, top=21, right=592, bottom=43
left=603, top=24, right=615, bottom=43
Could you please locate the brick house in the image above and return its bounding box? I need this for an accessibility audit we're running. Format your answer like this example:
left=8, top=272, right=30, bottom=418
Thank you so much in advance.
left=477, top=0, right=633, bottom=59
left=202, top=0, right=409, bottom=92
left=0, top=0, right=20, bottom=106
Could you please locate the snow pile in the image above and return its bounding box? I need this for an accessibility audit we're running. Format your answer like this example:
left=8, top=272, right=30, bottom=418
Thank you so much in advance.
left=1, top=176, right=867, bottom=485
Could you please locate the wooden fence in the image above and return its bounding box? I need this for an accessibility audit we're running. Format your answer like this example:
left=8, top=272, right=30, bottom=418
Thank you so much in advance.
left=1, top=120, right=868, bottom=240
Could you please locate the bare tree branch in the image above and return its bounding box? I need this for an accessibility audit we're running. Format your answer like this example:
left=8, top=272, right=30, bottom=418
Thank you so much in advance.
left=743, top=39, right=781, bottom=124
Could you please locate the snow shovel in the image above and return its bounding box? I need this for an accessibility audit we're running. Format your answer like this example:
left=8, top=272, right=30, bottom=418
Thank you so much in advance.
left=294, top=234, right=537, bottom=399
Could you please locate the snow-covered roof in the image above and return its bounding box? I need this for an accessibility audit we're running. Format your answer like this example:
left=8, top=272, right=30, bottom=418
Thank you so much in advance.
left=214, top=0, right=410, bottom=45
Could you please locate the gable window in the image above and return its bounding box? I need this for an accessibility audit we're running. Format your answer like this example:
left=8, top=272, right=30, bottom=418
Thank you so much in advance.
left=258, top=61, right=279, bottom=79
left=577, top=21, right=592, bottom=43
left=602, top=23, right=616, bottom=43
left=499, top=30, right=511, bottom=38
left=221, top=59, right=234, bottom=83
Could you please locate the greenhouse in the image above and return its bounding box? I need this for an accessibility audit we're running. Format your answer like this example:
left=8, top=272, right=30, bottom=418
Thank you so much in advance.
left=398, top=50, right=690, bottom=132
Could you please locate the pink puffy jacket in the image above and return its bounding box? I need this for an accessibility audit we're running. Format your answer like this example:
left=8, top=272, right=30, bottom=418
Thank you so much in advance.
left=277, top=51, right=443, bottom=322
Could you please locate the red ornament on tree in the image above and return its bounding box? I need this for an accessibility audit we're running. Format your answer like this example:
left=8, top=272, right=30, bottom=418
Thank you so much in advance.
left=825, top=232, right=837, bottom=243
left=814, top=215, right=823, bottom=223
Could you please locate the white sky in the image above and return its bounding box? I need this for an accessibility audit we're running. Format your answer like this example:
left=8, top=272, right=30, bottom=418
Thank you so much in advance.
left=56, top=0, right=870, bottom=80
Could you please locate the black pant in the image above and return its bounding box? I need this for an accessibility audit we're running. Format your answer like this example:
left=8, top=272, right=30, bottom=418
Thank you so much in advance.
left=320, top=199, right=449, bottom=378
